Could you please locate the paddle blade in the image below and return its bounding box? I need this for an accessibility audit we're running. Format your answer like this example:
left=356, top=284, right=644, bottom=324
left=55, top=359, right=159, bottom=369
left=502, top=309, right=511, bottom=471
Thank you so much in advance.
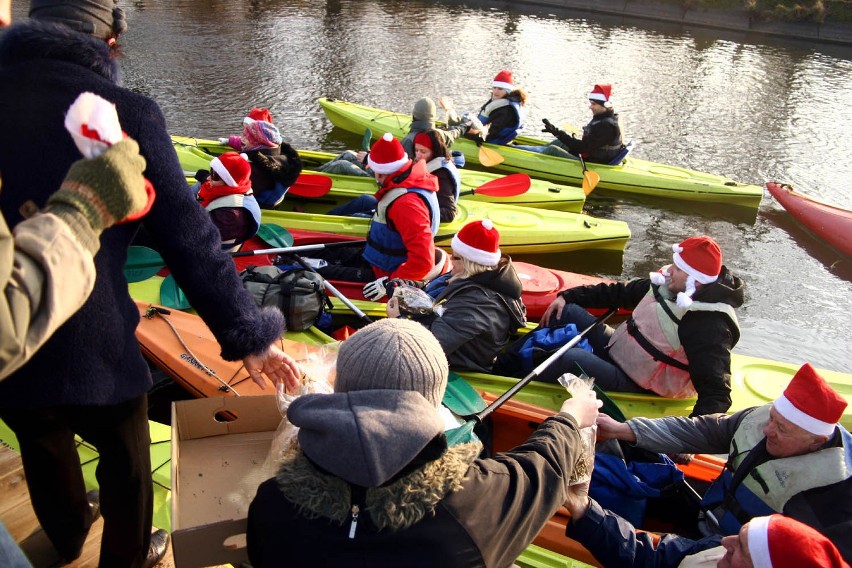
left=361, top=128, right=372, bottom=152
left=288, top=173, right=332, bottom=198
left=478, top=144, right=504, bottom=167
left=256, top=224, right=294, bottom=248
left=582, top=170, right=601, bottom=195
left=443, top=372, right=487, bottom=416
left=472, top=173, right=531, bottom=197
left=124, top=246, right=165, bottom=283
left=160, top=273, right=190, bottom=310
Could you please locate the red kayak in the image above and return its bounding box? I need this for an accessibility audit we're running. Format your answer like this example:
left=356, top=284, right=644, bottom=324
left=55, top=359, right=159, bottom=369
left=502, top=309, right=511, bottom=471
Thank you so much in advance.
left=765, top=181, right=852, bottom=258
left=236, top=228, right=630, bottom=321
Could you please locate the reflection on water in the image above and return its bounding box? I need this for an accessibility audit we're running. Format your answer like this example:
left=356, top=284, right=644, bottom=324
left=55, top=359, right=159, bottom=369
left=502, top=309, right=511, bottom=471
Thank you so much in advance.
left=6, top=0, right=851, bottom=372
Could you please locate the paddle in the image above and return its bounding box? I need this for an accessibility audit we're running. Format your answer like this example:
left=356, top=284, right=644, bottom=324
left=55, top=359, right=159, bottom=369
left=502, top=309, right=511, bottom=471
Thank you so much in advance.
left=577, top=154, right=600, bottom=196
left=289, top=173, right=333, bottom=198
left=459, top=173, right=531, bottom=198
left=125, top=246, right=166, bottom=283
left=437, top=97, right=504, bottom=167
left=286, top=253, right=373, bottom=326
left=160, top=273, right=190, bottom=310
left=460, top=309, right=616, bottom=423
left=232, top=232, right=456, bottom=258
left=360, top=128, right=372, bottom=166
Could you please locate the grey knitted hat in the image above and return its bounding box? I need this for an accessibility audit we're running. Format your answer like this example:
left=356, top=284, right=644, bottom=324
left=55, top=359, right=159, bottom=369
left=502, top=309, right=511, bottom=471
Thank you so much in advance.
left=412, top=97, right=436, bottom=123
left=30, top=0, right=127, bottom=39
left=335, top=318, right=448, bottom=408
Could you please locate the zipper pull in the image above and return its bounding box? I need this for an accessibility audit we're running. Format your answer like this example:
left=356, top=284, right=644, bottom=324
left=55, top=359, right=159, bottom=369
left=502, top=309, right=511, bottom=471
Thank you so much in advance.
left=348, top=504, right=359, bottom=539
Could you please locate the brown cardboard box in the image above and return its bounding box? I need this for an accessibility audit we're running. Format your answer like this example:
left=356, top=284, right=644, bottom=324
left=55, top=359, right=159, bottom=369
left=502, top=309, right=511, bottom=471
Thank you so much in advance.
left=170, top=395, right=281, bottom=567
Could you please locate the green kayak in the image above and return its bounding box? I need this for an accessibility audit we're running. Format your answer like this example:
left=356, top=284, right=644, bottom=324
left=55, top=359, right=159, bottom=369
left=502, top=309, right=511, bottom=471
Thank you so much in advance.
left=172, top=135, right=586, bottom=213
left=317, top=97, right=764, bottom=209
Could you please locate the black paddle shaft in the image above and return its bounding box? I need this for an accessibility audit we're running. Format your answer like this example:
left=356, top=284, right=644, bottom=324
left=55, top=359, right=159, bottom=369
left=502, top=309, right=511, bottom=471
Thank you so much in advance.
left=462, top=308, right=616, bottom=423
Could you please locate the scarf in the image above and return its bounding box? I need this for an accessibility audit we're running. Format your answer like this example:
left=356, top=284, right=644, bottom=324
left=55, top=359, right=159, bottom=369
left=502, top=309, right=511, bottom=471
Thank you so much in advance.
left=196, top=180, right=251, bottom=207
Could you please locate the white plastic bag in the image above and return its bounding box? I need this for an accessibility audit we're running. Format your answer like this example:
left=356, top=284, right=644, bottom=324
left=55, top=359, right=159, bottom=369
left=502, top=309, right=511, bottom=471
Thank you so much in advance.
left=558, top=373, right=597, bottom=485
left=392, top=285, right=445, bottom=317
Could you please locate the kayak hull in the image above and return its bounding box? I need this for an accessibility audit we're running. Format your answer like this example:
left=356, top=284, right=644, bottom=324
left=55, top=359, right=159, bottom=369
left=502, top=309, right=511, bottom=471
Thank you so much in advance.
left=172, top=136, right=587, bottom=213
left=765, top=181, right=852, bottom=257
left=317, top=98, right=763, bottom=209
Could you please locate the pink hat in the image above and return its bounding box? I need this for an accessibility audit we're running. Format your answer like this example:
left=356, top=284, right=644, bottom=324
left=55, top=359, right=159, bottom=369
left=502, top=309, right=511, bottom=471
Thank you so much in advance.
left=244, top=107, right=273, bottom=124
left=588, top=84, right=613, bottom=109
left=773, top=363, right=846, bottom=437
left=492, top=70, right=514, bottom=92
left=672, top=236, right=722, bottom=307
left=747, top=515, right=848, bottom=568
left=451, top=220, right=501, bottom=267
left=210, top=152, right=252, bottom=189
left=242, top=120, right=282, bottom=151
left=367, top=133, right=410, bottom=174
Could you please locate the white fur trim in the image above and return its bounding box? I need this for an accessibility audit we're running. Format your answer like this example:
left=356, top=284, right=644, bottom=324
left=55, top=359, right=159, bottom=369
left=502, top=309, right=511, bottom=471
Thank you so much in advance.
left=493, top=81, right=514, bottom=91
left=451, top=235, right=501, bottom=267
left=588, top=91, right=607, bottom=102
left=774, top=394, right=837, bottom=437
left=210, top=156, right=236, bottom=187
left=368, top=154, right=410, bottom=174
left=747, top=517, right=772, bottom=568
left=673, top=251, right=719, bottom=284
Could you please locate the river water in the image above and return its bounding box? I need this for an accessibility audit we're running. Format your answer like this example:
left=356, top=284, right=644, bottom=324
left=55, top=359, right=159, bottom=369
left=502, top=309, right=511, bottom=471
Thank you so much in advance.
left=9, top=0, right=852, bottom=373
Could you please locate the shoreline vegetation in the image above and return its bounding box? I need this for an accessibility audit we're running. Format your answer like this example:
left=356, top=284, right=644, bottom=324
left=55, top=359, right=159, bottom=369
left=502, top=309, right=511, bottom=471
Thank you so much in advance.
left=485, top=0, right=852, bottom=45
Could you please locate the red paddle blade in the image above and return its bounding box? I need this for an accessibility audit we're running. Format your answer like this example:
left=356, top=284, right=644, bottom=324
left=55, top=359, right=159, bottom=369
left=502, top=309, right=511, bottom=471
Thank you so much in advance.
left=474, top=173, right=532, bottom=197
left=288, top=173, right=333, bottom=197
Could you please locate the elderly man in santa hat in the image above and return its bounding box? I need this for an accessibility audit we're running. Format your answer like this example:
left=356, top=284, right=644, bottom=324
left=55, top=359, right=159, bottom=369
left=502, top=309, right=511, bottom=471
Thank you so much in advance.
left=596, top=362, right=851, bottom=562
left=538, top=235, right=744, bottom=417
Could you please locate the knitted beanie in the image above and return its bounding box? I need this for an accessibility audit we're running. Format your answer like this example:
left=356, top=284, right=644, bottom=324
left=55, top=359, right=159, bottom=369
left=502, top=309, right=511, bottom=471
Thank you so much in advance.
left=334, top=318, right=448, bottom=408
left=242, top=120, right=282, bottom=151
left=413, top=131, right=433, bottom=152
left=412, top=97, right=436, bottom=122
left=30, top=0, right=127, bottom=39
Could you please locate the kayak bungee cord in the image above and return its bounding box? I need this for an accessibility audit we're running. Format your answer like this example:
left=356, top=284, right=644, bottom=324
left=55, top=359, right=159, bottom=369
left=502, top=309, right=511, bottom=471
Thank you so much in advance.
left=144, top=305, right=241, bottom=396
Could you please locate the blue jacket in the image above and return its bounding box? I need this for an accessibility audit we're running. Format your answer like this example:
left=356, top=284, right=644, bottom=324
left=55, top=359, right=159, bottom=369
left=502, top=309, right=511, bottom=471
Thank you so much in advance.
left=0, top=21, right=283, bottom=408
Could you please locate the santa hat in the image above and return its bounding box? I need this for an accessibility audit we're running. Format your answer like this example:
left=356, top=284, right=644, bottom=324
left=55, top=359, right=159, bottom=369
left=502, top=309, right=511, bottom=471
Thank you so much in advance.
left=244, top=107, right=273, bottom=125
left=492, top=70, right=515, bottom=92
left=367, top=133, right=410, bottom=174
left=413, top=132, right=434, bottom=152
left=588, top=84, right=613, bottom=109
left=451, top=220, right=501, bottom=267
left=671, top=236, right=722, bottom=308
left=773, top=363, right=846, bottom=437
left=210, top=152, right=252, bottom=189
left=747, top=515, right=848, bottom=568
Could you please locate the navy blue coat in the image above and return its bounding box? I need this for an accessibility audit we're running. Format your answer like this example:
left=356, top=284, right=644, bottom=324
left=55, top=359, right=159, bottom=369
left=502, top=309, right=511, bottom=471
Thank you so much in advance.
left=0, top=21, right=282, bottom=408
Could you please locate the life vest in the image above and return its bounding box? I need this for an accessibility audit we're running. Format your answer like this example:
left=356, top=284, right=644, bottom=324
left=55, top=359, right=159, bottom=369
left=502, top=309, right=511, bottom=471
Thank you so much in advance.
left=205, top=193, right=262, bottom=250
left=362, top=187, right=440, bottom=273
left=478, top=98, right=526, bottom=145
left=582, top=112, right=624, bottom=162
left=424, top=157, right=461, bottom=203
left=606, top=285, right=739, bottom=398
left=700, top=405, right=850, bottom=534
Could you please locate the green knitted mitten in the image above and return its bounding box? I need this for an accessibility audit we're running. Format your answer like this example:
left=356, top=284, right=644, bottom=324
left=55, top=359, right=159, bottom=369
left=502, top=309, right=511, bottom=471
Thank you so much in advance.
left=46, top=138, right=148, bottom=248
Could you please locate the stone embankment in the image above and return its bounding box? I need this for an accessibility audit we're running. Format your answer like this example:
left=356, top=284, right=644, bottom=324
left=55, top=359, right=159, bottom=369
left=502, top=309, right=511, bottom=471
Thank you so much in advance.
left=521, top=0, right=852, bottom=45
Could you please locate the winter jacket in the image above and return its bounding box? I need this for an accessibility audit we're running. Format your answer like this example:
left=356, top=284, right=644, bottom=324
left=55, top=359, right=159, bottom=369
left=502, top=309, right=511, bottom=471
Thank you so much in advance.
left=0, top=21, right=283, bottom=408
left=627, top=408, right=852, bottom=561
left=247, top=389, right=586, bottom=568
left=559, top=267, right=744, bottom=416
left=566, top=499, right=724, bottom=567
left=363, top=159, right=441, bottom=281
left=418, top=256, right=526, bottom=373
left=553, top=110, right=624, bottom=164
left=244, top=143, right=302, bottom=208
left=475, top=94, right=526, bottom=145
left=0, top=206, right=97, bottom=380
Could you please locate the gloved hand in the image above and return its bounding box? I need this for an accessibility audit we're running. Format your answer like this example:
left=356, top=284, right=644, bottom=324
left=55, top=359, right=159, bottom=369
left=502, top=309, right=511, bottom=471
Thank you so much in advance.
left=541, top=118, right=560, bottom=136
left=46, top=138, right=150, bottom=238
left=363, top=276, right=389, bottom=301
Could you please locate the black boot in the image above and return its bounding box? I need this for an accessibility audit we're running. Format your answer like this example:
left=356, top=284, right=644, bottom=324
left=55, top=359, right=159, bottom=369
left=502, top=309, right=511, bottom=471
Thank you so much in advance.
left=141, top=529, right=170, bottom=568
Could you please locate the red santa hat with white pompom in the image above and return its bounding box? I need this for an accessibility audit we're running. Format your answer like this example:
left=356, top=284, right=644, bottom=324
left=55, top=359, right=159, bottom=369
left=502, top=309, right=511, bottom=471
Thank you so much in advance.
left=649, top=236, right=722, bottom=308
left=452, top=220, right=502, bottom=267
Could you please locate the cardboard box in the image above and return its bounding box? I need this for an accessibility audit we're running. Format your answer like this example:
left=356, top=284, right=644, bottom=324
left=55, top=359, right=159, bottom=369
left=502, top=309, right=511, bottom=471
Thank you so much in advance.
left=171, top=395, right=282, bottom=567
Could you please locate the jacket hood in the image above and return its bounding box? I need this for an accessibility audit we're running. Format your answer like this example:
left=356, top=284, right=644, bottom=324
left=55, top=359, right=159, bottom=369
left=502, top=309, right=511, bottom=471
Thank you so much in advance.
left=692, top=265, right=744, bottom=309
left=445, top=256, right=526, bottom=326
left=289, top=389, right=445, bottom=487
left=0, top=20, right=120, bottom=84
left=375, top=158, right=438, bottom=200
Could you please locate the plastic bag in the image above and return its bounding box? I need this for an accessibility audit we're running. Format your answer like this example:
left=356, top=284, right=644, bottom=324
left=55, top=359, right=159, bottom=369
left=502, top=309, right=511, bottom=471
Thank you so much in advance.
left=558, top=372, right=597, bottom=485
left=392, top=285, right=445, bottom=317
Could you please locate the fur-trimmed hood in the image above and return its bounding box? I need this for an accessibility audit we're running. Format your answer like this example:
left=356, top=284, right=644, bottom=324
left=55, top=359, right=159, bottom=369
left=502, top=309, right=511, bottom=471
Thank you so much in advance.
left=0, top=20, right=121, bottom=84
left=274, top=441, right=481, bottom=531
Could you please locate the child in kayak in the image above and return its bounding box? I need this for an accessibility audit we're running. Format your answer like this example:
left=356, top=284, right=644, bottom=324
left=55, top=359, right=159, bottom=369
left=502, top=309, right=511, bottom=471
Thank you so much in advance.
left=194, top=152, right=261, bottom=251
left=386, top=219, right=526, bottom=373
left=220, top=107, right=302, bottom=208
left=463, top=69, right=528, bottom=145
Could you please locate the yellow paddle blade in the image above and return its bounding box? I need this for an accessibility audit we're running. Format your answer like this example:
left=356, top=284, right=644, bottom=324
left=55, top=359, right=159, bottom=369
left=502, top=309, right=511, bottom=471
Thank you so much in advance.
left=582, top=170, right=601, bottom=195
left=479, top=144, right=504, bottom=167
left=561, top=122, right=582, bottom=137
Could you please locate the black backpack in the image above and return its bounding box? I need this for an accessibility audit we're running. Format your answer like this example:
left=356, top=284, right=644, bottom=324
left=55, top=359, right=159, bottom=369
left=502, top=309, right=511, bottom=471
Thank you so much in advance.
left=239, top=265, right=329, bottom=331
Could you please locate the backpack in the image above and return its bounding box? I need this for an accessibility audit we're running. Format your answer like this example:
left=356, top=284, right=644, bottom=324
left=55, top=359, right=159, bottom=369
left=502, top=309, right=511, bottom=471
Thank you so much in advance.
left=239, top=265, right=329, bottom=331
left=492, top=323, right=594, bottom=377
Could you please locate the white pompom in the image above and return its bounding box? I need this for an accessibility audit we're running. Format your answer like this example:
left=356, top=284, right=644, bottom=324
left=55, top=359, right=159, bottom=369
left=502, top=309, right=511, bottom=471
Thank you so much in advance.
left=482, top=219, right=494, bottom=230
left=676, top=292, right=693, bottom=308
left=382, top=132, right=394, bottom=141
left=649, top=271, right=666, bottom=286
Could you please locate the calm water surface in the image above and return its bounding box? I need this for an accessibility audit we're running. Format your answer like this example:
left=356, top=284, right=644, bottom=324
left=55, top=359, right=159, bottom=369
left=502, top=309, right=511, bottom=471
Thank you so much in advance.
left=9, top=0, right=851, bottom=372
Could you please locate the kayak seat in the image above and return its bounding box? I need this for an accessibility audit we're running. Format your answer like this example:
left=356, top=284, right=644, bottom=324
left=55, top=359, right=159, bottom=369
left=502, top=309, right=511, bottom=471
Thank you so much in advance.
left=608, top=140, right=635, bottom=165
